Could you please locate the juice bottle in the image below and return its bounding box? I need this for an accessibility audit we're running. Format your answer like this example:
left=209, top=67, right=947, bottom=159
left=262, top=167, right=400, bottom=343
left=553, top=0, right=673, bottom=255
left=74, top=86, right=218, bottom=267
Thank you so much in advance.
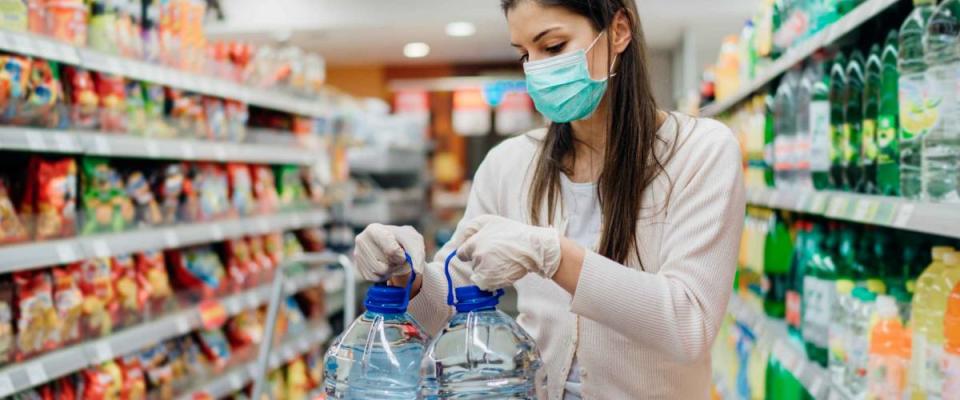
left=845, top=50, right=866, bottom=192
left=942, top=280, right=960, bottom=397
left=924, top=251, right=960, bottom=398
left=899, top=0, right=938, bottom=199
left=808, top=52, right=834, bottom=190
left=909, top=246, right=956, bottom=398
left=830, top=52, right=849, bottom=190
left=867, top=295, right=910, bottom=400
left=764, top=213, right=794, bottom=318
left=878, top=30, right=901, bottom=196
left=862, top=44, right=883, bottom=194
left=922, top=0, right=960, bottom=202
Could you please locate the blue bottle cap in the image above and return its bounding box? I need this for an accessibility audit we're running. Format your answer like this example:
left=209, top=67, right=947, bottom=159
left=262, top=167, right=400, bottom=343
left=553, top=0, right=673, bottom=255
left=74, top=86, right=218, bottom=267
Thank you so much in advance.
left=445, top=249, right=504, bottom=313
left=363, top=252, right=416, bottom=314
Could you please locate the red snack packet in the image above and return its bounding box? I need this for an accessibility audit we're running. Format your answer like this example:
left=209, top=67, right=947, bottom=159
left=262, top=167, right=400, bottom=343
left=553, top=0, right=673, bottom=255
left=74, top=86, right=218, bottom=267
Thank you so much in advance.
left=118, top=355, right=147, bottom=400
left=13, top=269, right=58, bottom=358
left=247, top=235, right=274, bottom=272
left=52, top=264, right=83, bottom=345
left=22, top=157, right=78, bottom=240
left=224, top=238, right=256, bottom=288
left=112, top=255, right=140, bottom=328
left=92, top=72, right=127, bottom=133
left=264, top=232, right=284, bottom=267
left=77, top=258, right=115, bottom=337
left=62, top=66, right=99, bottom=130
left=0, top=178, right=28, bottom=244
left=135, top=251, right=171, bottom=309
left=251, top=166, right=278, bottom=215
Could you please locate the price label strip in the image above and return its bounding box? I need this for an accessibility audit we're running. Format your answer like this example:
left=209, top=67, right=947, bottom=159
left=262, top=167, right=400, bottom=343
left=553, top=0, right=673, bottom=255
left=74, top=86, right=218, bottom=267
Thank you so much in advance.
left=93, top=341, right=114, bottom=363
left=26, top=363, right=48, bottom=386
left=56, top=243, right=78, bottom=264
left=873, top=201, right=898, bottom=225
left=0, top=374, right=13, bottom=397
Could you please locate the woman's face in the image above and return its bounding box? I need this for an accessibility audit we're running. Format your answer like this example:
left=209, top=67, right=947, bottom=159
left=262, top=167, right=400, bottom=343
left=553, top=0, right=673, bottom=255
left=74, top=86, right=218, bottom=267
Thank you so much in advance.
left=507, top=1, right=612, bottom=81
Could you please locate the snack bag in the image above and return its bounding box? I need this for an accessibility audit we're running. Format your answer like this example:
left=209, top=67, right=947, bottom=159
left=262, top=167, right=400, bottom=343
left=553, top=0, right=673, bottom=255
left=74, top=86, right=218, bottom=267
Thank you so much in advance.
left=286, top=358, right=310, bottom=400
left=118, top=355, right=146, bottom=400
left=251, top=166, right=278, bottom=214
left=165, top=89, right=205, bottom=138
left=284, top=296, right=307, bottom=336
left=297, top=285, right=326, bottom=320
left=0, top=276, right=14, bottom=364
left=226, top=164, right=254, bottom=216
left=141, top=82, right=172, bottom=138
left=0, top=178, right=28, bottom=244
left=81, top=158, right=134, bottom=234
left=167, top=247, right=225, bottom=296
left=77, top=258, right=115, bottom=337
left=92, top=72, right=127, bottom=133
left=0, top=0, right=27, bottom=32
left=223, top=309, right=263, bottom=349
left=224, top=100, right=248, bottom=142
left=13, top=270, right=58, bottom=358
left=44, top=0, right=89, bottom=47
left=194, top=328, right=231, bottom=370
left=111, top=255, right=140, bottom=328
left=22, top=156, right=77, bottom=240
left=192, top=163, right=229, bottom=220
left=87, top=0, right=118, bottom=53
left=179, top=167, right=201, bottom=222
left=126, top=170, right=162, bottom=227
left=62, top=66, right=99, bottom=130
left=224, top=238, right=257, bottom=288
left=123, top=80, right=147, bottom=135
left=138, top=343, right=174, bottom=400
left=248, top=235, right=274, bottom=271
left=275, top=165, right=307, bottom=209
left=51, top=264, right=83, bottom=345
left=135, top=251, right=171, bottom=310
left=53, top=376, right=77, bottom=400
left=283, top=232, right=304, bottom=260
left=302, top=163, right=329, bottom=205
left=296, top=227, right=326, bottom=253
left=202, top=97, right=227, bottom=140
left=0, top=55, right=30, bottom=120
left=154, top=163, right=184, bottom=224
left=23, top=59, right=66, bottom=128
left=264, top=232, right=284, bottom=267
left=83, top=361, right=121, bottom=400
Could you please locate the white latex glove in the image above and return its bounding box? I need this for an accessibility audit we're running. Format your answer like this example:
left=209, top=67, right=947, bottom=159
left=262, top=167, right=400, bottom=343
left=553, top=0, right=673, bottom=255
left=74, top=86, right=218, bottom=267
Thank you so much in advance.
left=458, top=215, right=562, bottom=290
left=353, top=224, right=425, bottom=282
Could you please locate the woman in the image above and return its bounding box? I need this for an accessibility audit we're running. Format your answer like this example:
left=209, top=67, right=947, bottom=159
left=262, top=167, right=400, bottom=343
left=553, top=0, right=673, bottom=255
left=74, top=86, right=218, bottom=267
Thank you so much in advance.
left=353, top=0, right=745, bottom=398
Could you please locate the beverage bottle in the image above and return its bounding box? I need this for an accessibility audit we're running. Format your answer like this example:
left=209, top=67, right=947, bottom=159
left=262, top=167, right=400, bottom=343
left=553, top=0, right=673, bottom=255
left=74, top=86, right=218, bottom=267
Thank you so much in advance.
left=942, top=280, right=960, bottom=397
left=845, top=50, right=867, bottom=192
left=323, top=256, right=429, bottom=399
left=878, top=30, right=902, bottom=196
left=422, top=251, right=546, bottom=399
left=809, top=53, right=834, bottom=190
left=900, top=0, right=938, bottom=199
left=803, top=221, right=834, bottom=366
left=863, top=44, right=883, bottom=194
left=870, top=229, right=895, bottom=296
left=765, top=93, right=778, bottom=187
left=775, top=69, right=802, bottom=188
left=819, top=0, right=840, bottom=29
left=924, top=251, right=960, bottom=398
left=909, top=246, right=956, bottom=398
left=764, top=213, right=794, bottom=318
left=867, top=295, right=911, bottom=400
left=922, top=0, right=960, bottom=202
left=787, top=221, right=811, bottom=332
left=797, top=66, right=814, bottom=189
left=740, top=21, right=757, bottom=84
left=837, top=0, right=863, bottom=16
left=830, top=226, right=856, bottom=385
left=830, top=52, right=849, bottom=189
left=849, top=287, right=878, bottom=396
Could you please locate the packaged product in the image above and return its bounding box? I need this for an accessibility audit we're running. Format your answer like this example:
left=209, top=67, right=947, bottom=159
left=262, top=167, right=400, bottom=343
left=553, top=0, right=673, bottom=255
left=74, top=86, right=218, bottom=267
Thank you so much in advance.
left=45, top=0, right=88, bottom=46
left=22, top=59, right=66, bottom=128
left=225, top=238, right=258, bottom=287
left=51, top=264, right=83, bottom=345
left=165, top=88, right=204, bottom=138
left=140, top=0, right=160, bottom=63
left=264, top=232, right=284, bottom=267
left=194, top=328, right=231, bottom=369
left=13, top=269, right=58, bottom=358
left=0, top=54, right=31, bottom=119
left=118, top=355, right=147, bottom=400
left=77, top=258, right=115, bottom=337
left=178, top=335, right=208, bottom=376
left=284, top=296, right=307, bottom=335
left=167, top=247, right=225, bottom=296
left=248, top=235, right=274, bottom=271
left=87, top=0, right=118, bottom=53
left=224, top=100, right=248, bottom=142
left=138, top=343, right=174, bottom=400
left=111, top=255, right=140, bottom=328
left=267, top=368, right=286, bottom=400
left=286, top=358, right=310, bottom=400
left=52, top=376, right=77, bottom=400
left=135, top=251, right=172, bottom=309
left=251, top=166, right=278, bottom=214
left=154, top=163, right=185, bottom=224
left=0, top=276, right=14, bottom=364
left=226, top=164, right=254, bottom=216
left=0, top=178, right=28, bottom=244
left=116, top=0, right=143, bottom=59
left=62, top=66, right=99, bottom=130
left=21, top=157, right=78, bottom=240
left=141, top=82, right=172, bottom=138
left=81, top=158, right=134, bottom=234
left=296, top=227, right=326, bottom=253
left=224, top=309, right=263, bottom=349
left=179, top=166, right=201, bottom=222
left=123, top=80, right=147, bottom=135
left=296, top=285, right=326, bottom=321
left=0, top=0, right=28, bottom=32
left=83, top=361, right=122, bottom=400
left=305, top=348, right=323, bottom=390
left=192, top=163, right=230, bottom=220
left=302, top=163, right=329, bottom=205
left=125, top=170, right=162, bottom=227
left=92, top=72, right=127, bottom=133
left=283, top=232, right=304, bottom=260
left=276, top=165, right=307, bottom=209
left=202, top=97, right=227, bottom=140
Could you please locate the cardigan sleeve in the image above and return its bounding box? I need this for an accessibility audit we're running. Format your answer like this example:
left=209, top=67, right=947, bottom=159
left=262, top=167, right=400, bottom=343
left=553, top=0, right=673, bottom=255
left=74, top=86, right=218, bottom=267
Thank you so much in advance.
left=569, top=127, right=745, bottom=363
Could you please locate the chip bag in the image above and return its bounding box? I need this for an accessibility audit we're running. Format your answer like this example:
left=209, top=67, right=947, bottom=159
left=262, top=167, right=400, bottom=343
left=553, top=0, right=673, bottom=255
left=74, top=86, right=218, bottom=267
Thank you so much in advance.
left=13, top=270, right=58, bottom=358
left=0, top=178, right=28, bottom=244
left=62, top=66, right=99, bottom=130
left=111, top=255, right=140, bottom=328
left=227, top=164, right=254, bottom=216
left=77, top=258, right=115, bottom=337
left=251, top=165, right=278, bottom=214
left=22, top=156, right=77, bottom=240
left=135, top=251, right=171, bottom=310
left=126, top=170, right=162, bottom=227
left=154, top=163, right=184, bottom=224
left=51, top=264, right=83, bottom=345
left=194, top=328, right=231, bottom=370
left=81, top=158, right=134, bottom=234
left=92, top=72, right=127, bottom=133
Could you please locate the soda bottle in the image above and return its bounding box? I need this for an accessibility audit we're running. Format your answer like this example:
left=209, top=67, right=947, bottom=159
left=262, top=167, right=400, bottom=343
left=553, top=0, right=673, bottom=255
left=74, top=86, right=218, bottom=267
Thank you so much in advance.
left=899, top=0, right=938, bottom=199
left=922, top=0, right=960, bottom=202
left=867, top=295, right=911, bottom=400
left=837, top=0, right=863, bottom=17
left=942, top=280, right=960, bottom=397
left=863, top=44, right=883, bottom=194
left=775, top=69, right=802, bottom=188
left=830, top=52, right=849, bottom=189
left=797, top=66, right=815, bottom=189
left=765, top=93, right=778, bottom=187
left=848, top=287, right=878, bottom=397
left=830, top=226, right=856, bottom=385
left=819, top=0, right=841, bottom=29
left=925, top=251, right=960, bottom=398
left=809, top=53, right=834, bottom=190
left=845, top=50, right=866, bottom=191
left=765, top=213, right=794, bottom=318
left=909, top=246, right=956, bottom=398
left=803, top=221, right=834, bottom=366
left=878, top=30, right=901, bottom=196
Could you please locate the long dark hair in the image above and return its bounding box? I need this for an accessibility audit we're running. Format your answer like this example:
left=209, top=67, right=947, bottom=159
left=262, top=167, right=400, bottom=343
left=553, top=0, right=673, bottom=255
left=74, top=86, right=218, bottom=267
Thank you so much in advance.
left=502, top=0, right=672, bottom=265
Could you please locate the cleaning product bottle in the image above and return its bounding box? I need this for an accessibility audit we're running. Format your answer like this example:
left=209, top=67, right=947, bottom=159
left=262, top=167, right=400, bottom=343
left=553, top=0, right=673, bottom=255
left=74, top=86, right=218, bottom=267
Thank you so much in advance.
left=323, top=254, right=429, bottom=399
left=803, top=220, right=833, bottom=366
left=878, top=30, right=901, bottom=196
left=848, top=287, right=878, bottom=397
left=862, top=44, right=883, bottom=194
left=899, top=0, right=938, bottom=199
left=421, top=251, right=546, bottom=399
left=830, top=52, right=849, bottom=190
left=845, top=50, right=867, bottom=192
left=808, top=53, right=834, bottom=190
left=867, top=295, right=911, bottom=400
left=909, top=246, right=956, bottom=398
left=923, top=0, right=960, bottom=202
left=924, top=251, right=960, bottom=398
left=941, top=280, right=960, bottom=397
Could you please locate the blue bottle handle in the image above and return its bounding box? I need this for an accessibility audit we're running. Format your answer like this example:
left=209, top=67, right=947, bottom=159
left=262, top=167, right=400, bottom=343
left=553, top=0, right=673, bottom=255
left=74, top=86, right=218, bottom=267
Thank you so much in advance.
left=443, top=249, right=503, bottom=307
left=401, top=251, right=416, bottom=310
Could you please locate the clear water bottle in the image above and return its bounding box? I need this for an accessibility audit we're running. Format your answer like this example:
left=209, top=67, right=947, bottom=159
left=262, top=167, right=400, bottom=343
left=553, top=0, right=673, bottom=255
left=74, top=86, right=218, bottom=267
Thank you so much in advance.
left=845, top=287, right=877, bottom=398
left=922, top=0, right=960, bottom=202
left=899, top=0, right=937, bottom=199
left=421, top=251, right=546, bottom=399
left=774, top=68, right=801, bottom=189
left=324, top=254, right=430, bottom=399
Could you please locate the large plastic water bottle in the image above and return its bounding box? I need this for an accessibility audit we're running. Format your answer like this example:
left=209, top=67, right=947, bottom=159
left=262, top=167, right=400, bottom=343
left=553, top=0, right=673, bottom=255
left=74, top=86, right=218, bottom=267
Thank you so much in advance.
left=324, top=254, right=430, bottom=399
left=421, top=251, right=546, bottom=399
left=922, top=0, right=960, bottom=202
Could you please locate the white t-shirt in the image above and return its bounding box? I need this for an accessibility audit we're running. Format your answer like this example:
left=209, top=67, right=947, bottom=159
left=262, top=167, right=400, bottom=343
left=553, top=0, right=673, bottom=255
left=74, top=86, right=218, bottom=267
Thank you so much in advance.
left=559, top=173, right=601, bottom=399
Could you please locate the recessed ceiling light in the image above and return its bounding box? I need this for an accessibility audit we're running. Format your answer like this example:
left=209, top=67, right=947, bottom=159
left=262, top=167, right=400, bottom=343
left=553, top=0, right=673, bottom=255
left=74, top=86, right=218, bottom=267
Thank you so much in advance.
left=445, top=21, right=476, bottom=37
left=404, top=42, right=430, bottom=58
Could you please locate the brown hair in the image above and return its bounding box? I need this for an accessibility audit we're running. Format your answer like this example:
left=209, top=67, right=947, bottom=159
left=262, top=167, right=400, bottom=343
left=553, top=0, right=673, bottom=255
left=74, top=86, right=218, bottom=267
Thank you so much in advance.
left=502, top=0, right=673, bottom=265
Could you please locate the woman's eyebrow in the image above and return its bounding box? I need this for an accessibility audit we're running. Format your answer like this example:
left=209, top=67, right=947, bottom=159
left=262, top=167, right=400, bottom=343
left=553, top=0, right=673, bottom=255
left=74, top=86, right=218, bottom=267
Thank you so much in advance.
left=510, top=26, right=562, bottom=47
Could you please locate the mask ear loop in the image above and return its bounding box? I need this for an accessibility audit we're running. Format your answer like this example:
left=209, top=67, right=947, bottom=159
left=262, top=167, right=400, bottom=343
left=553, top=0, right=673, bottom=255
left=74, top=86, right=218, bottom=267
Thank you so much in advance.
left=444, top=249, right=458, bottom=306
left=586, top=30, right=618, bottom=80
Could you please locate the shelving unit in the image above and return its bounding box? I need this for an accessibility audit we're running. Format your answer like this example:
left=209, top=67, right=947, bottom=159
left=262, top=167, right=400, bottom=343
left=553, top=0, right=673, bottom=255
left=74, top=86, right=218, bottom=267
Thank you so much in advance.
left=0, top=265, right=345, bottom=397
left=701, top=0, right=900, bottom=118
left=0, top=209, right=329, bottom=273
left=745, top=187, right=960, bottom=240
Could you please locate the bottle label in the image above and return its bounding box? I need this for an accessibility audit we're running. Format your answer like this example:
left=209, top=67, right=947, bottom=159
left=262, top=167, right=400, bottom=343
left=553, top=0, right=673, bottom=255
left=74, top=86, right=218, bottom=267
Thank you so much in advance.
left=842, top=123, right=855, bottom=166
left=899, top=73, right=939, bottom=141
left=810, top=101, right=831, bottom=171
left=912, top=333, right=928, bottom=392
left=862, top=118, right=878, bottom=163
left=867, top=354, right=907, bottom=399
left=774, top=136, right=790, bottom=171
left=786, top=290, right=801, bottom=327
left=795, top=133, right=811, bottom=170
left=877, top=114, right=898, bottom=165
left=802, top=276, right=833, bottom=347
left=831, top=124, right=845, bottom=165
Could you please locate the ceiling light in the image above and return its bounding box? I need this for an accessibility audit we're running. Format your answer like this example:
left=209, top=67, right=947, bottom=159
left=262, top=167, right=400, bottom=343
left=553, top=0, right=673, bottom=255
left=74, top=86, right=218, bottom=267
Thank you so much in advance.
left=404, top=42, right=430, bottom=58
left=445, top=21, right=476, bottom=37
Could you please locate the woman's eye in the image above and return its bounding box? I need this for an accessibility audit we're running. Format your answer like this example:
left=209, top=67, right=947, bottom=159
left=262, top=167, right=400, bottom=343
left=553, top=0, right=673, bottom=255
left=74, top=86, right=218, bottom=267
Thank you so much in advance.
left=545, top=43, right=566, bottom=54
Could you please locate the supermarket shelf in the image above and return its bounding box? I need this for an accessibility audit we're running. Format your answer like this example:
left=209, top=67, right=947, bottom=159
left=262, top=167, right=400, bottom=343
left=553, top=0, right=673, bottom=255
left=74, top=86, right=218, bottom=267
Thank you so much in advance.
left=746, top=187, right=960, bottom=239
left=0, top=209, right=329, bottom=273
left=727, top=297, right=833, bottom=399
left=0, top=127, right=320, bottom=165
left=348, top=146, right=426, bottom=175
left=701, top=0, right=900, bottom=117
left=177, top=321, right=333, bottom=400
left=0, top=30, right=326, bottom=118
left=347, top=198, right=422, bottom=226
left=0, top=266, right=345, bottom=397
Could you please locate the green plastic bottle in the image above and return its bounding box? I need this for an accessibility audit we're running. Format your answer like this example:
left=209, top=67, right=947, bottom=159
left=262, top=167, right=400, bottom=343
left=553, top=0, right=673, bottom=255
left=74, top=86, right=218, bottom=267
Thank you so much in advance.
left=845, top=51, right=866, bottom=192
left=829, top=224, right=856, bottom=383
left=868, top=228, right=893, bottom=295
left=878, top=30, right=901, bottom=196
left=819, top=0, right=841, bottom=28
left=862, top=44, right=883, bottom=194
left=899, top=0, right=937, bottom=199
left=830, top=53, right=849, bottom=190
left=764, top=214, right=794, bottom=318
left=802, top=221, right=832, bottom=365
left=809, top=53, right=834, bottom=190
left=837, top=0, right=863, bottom=16
left=765, top=93, right=778, bottom=187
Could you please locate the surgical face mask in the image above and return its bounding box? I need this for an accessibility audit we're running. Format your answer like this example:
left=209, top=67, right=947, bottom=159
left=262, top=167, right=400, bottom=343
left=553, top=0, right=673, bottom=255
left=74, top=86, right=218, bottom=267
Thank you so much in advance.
left=523, top=31, right=614, bottom=123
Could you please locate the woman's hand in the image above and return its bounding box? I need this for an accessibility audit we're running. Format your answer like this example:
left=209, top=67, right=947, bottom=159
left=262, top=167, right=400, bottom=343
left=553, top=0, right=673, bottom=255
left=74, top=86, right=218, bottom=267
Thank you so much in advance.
left=353, top=224, right=425, bottom=282
left=457, top=215, right=562, bottom=290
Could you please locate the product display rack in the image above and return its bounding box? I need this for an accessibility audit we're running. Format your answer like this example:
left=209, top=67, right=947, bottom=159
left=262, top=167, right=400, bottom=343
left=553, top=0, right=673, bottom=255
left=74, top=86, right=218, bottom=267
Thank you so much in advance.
left=0, top=264, right=346, bottom=397
left=701, top=0, right=900, bottom=118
